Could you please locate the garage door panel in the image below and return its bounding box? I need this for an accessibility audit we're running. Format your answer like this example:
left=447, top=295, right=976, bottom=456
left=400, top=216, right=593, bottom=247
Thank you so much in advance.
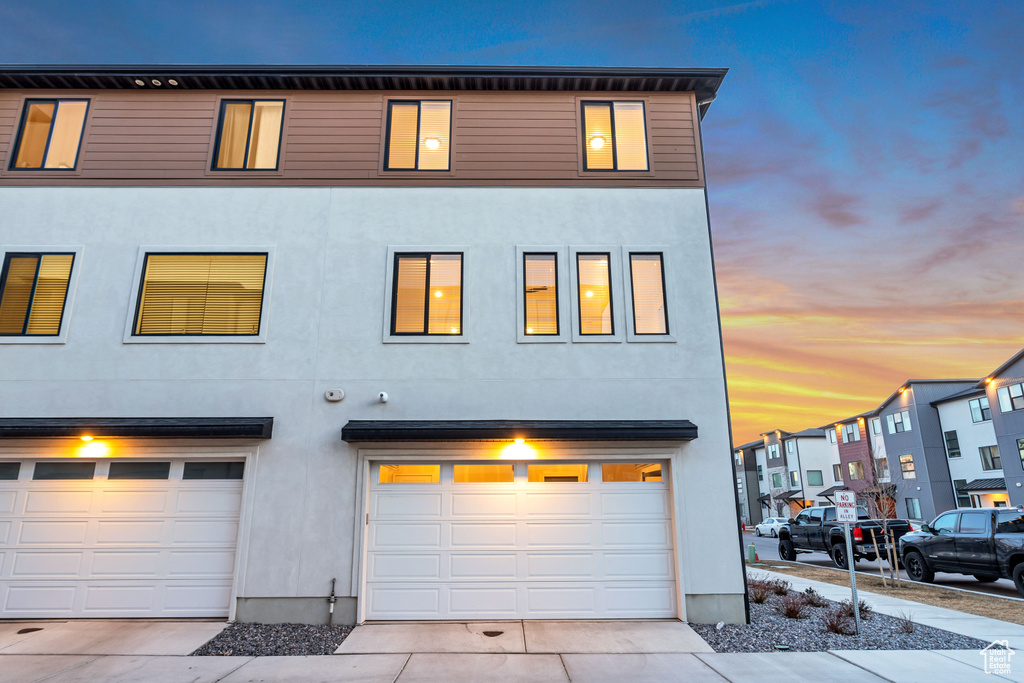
left=164, top=584, right=232, bottom=611
left=451, top=493, right=516, bottom=517
left=605, top=585, right=676, bottom=614
left=526, top=552, right=594, bottom=579
left=449, top=553, right=517, bottom=579
left=602, top=521, right=670, bottom=546
left=525, top=492, right=591, bottom=516
left=449, top=587, right=517, bottom=614
left=100, top=491, right=168, bottom=514
left=172, top=519, right=238, bottom=545
left=19, top=520, right=88, bottom=545
left=604, top=552, right=673, bottom=578
left=526, top=522, right=592, bottom=546
left=372, top=523, right=442, bottom=549
left=450, top=522, right=516, bottom=547
left=176, top=490, right=242, bottom=514
left=91, top=551, right=162, bottom=576
left=374, top=492, right=442, bottom=517
left=25, top=491, right=93, bottom=514
left=5, top=585, right=77, bottom=612
left=527, top=586, right=596, bottom=613
left=0, top=520, right=11, bottom=543
left=600, top=491, right=669, bottom=516
left=84, top=585, right=156, bottom=612
left=97, top=520, right=165, bottom=544
left=0, top=491, right=15, bottom=514
left=168, top=550, right=236, bottom=577
left=12, top=551, right=83, bottom=577
left=369, top=587, right=440, bottom=616
left=370, top=553, right=441, bottom=580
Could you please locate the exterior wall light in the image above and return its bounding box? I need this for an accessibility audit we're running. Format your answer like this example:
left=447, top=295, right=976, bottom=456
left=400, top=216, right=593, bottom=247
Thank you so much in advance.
left=80, top=435, right=93, bottom=441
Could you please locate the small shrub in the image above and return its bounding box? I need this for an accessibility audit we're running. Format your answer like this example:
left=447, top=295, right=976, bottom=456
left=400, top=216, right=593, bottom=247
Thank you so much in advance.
left=822, top=608, right=854, bottom=635
left=749, top=583, right=770, bottom=604
left=802, top=587, right=828, bottom=608
left=839, top=598, right=872, bottom=619
left=894, top=610, right=915, bottom=634
left=766, top=578, right=791, bottom=595
left=779, top=593, right=809, bottom=619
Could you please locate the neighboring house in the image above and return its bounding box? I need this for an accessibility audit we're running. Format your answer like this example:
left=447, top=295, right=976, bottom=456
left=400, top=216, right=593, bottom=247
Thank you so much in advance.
left=982, top=349, right=1024, bottom=507
left=733, top=440, right=764, bottom=526
left=762, top=430, right=790, bottom=516
left=0, top=65, right=745, bottom=624
left=932, top=387, right=1004, bottom=508
left=834, top=413, right=873, bottom=504
left=784, top=428, right=831, bottom=511
left=877, top=380, right=977, bottom=521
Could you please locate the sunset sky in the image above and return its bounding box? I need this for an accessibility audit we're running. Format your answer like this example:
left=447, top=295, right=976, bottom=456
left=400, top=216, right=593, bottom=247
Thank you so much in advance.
left=2, top=0, right=1021, bottom=444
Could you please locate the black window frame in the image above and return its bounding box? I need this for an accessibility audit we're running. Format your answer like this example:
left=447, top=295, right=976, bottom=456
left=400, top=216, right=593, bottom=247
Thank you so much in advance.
left=0, top=462, right=20, bottom=480
left=627, top=251, right=668, bottom=336
left=953, top=478, right=972, bottom=508
left=9, top=98, right=90, bottom=171
left=944, top=430, right=961, bottom=458
left=0, top=251, right=76, bottom=336
left=575, top=251, right=614, bottom=336
left=382, top=100, right=452, bottom=172
left=580, top=100, right=650, bottom=172
left=108, top=461, right=171, bottom=480
left=131, top=251, right=269, bottom=337
left=979, top=445, right=1001, bottom=471
left=33, top=461, right=95, bottom=480
left=210, top=99, right=286, bottom=172
left=522, top=252, right=559, bottom=336
left=389, top=251, right=464, bottom=336
left=969, top=397, right=991, bottom=422
left=182, top=461, right=245, bottom=480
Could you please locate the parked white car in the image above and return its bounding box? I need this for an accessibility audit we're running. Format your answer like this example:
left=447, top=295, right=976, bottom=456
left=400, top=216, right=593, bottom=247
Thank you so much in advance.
left=754, top=517, right=788, bottom=537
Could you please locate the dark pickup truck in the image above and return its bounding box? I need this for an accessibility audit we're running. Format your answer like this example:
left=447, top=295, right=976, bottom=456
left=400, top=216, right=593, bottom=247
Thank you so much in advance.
left=899, top=507, right=1024, bottom=597
left=778, top=505, right=912, bottom=569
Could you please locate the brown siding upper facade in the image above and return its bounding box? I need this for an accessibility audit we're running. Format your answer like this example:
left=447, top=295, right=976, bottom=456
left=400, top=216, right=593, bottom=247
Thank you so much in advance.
left=0, top=90, right=703, bottom=187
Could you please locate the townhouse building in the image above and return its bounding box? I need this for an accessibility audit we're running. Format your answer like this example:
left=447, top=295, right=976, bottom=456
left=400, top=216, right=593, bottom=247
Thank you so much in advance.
left=0, top=65, right=746, bottom=625
left=983, top=350, right=1024, bottom=507
left=933, top=387, right=1005, bottom=509
left=733, top=439, right=763, bottom=526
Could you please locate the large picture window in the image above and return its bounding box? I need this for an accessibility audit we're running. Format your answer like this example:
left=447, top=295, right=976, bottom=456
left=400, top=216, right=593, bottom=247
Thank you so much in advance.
left=581, top=101, right=648, bottom=171
left=132, top=253, right=268, bottom=336
left=391, top=253, right=463, bottom=335
left=212, top=100, right=284, bottom=170
left=523, top=253, right=558, bottom=335
left=0, top=252, right=74, bottom=336
left=384, top=100, right=451, bottom=171
left=10, top=99, right=88, bottom=170
left=576, top=253, right=613, bottom=335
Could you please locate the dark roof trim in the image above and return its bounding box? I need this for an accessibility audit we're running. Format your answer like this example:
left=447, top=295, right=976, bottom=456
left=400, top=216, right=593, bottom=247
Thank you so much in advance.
left=0, top=64, right=728, bottom=119
left=931, top=385, right=987, bottom=406
left=733, top=439, right=762, bottom=451
left=984, top=348, right=1024, bottom=384
left=0, top=417, right=273, bottom=439
left=817, top=485, right=848, bottom=497
left=341, top=419, right=697, bottom=442
left=958, top=478, right=1006, bottom=492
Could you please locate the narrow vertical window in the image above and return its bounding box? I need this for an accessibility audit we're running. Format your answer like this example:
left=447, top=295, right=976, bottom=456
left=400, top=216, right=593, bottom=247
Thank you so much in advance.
left=384, top=101, right=451, bottom=171
left=213, top=100, right=284, bottom=170
left=581, top=101, right=648, bottom=171
left=133, top=253, right=268, bottom=335
left=0, top=253, right=74, bottom=335
left=629, top=253, right=667, bottom=334
left=11, top=99, right=88, bottom=170
left=576, top=253, right=612, bottom=335
left=524, top=253, right=558, bottom=335
left=391, top=253, right=462, bottom=335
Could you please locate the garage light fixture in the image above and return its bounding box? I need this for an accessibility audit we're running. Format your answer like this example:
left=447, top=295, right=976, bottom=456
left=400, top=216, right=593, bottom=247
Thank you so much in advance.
left=80, top=435, right=93, bottom=441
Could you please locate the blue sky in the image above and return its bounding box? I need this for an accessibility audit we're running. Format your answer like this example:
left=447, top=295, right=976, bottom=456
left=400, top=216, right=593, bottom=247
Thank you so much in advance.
left=2, top=0, right=1021, bottom=440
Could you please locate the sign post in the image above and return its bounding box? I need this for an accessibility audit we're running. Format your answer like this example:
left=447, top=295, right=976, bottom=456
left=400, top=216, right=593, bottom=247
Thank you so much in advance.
left=835, top=490, right=861, bottom=635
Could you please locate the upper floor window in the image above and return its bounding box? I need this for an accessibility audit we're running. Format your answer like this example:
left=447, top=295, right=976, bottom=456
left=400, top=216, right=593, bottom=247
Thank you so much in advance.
left=767, top=443, right=780, bottom=460
left=898, top=453, right=916, bottom=479
left=848, top=461, right=864, bottom=480
left=828, top=428, right=837, bottom=443
left=10, top=99, right=88, bottom=170
left=841, top=423, right=859, bottom=443
left=979, top=445, right=1001, bottom=471
left=786, top=440, right=795, bottom=454
left=887, top=410, right=911, bottom=434
left=871, top=418, right=881, bottom=434
left=132, top=252, right=268, bottom=336
left=969, top=397, right=991, bottom=422
left=523, top=253, right=558, bottom=336
left=628, top=253, right=667, bottom=334
left=997, top=383, right=1024, bottom=413
left=384, top=100, right=451, bottom=171
left=789, top=470, right=799, bottom=487
left=213, top=100, right=284, bottom=170
left=833, top=464, right=842, bottom=481
left=576, top=253, right=613, bottom=335
left=0, top=252, right=75, bottom=336
left=944, top=430, right=961, bottom=458
left=807, top=470, right=823, bottom=486
left=771, top=472, right=783, bottom=488
left=581, top=101, right=648, bottom=171
left=391, top=252, right=462, bottom=335
left=876, top=457, right=890, bottom=481
left=1018, top=438, right=1024, bottom=469
left=756, top=464, right=763, bottom=481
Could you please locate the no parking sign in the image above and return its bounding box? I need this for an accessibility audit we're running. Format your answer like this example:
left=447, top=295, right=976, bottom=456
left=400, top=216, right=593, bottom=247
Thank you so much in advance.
left=836, top=490, right=857, bottom=522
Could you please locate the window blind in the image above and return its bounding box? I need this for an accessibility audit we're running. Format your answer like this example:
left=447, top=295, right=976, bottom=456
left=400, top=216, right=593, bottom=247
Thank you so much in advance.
left=612, top=102, right=648, bottom=170
left=386, top=103, right=419, bottom=169
left=524, top=253, right=558, bottom=335
left=392, top=253, right=462, bottom=335
left=134, top=253, right=267, bottom=335
left=583, top=103, right=614, bottom=170
left=0, top=253, right=73, bottom=335
left=577, top=253, right=612, bottom=334
left=630, top=253, right=667, bottom=334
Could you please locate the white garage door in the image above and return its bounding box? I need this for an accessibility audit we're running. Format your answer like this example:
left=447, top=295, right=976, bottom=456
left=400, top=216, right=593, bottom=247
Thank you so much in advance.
left=365, top=460, right=677, bottom=620
left=0, top=458, right=243, bottom=618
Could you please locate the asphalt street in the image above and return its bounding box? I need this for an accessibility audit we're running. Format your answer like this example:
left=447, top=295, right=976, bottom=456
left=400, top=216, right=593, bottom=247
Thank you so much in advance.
left=743, top=529, right=1022, bottom=600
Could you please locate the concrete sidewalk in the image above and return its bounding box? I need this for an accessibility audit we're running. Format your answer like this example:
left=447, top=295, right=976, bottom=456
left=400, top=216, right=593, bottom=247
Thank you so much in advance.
left=2, top=571, right=1022, bottom=683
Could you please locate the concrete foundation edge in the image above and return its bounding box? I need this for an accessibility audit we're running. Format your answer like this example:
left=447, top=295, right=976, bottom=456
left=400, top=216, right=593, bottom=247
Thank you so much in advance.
left=684, top=593, right=746, bottom=624
left=234, top=597, right=357, bottom=625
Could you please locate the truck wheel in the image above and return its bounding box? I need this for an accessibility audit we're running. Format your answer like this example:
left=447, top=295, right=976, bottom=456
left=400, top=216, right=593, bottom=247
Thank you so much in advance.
left=831, top=543, right=849, bottom=569
left=973, top=574, right=998, bottom=583
left=904, top=551, right=934, bottom=583
left=778, top=539, right=796, bottom=561
left=1013, top=565, right=1024, bottom=599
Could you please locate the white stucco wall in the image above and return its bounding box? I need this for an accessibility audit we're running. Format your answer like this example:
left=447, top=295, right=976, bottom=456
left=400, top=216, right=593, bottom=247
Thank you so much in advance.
left=937, top=397, right=1000, bottom=501
left=0, top=186, right=742, bottom=621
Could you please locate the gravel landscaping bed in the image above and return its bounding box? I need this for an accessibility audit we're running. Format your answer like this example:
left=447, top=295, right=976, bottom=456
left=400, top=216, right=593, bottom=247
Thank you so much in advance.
left=191, top=623, right=352, bottom=656
left=691, top=575, right=992, bottom=653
